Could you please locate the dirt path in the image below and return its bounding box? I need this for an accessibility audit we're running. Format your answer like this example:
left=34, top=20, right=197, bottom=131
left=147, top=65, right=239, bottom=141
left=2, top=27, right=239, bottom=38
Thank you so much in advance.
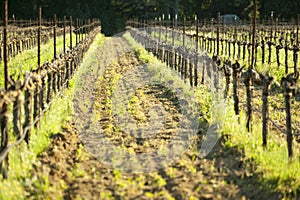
left=25, top=36, right=280, bottom=200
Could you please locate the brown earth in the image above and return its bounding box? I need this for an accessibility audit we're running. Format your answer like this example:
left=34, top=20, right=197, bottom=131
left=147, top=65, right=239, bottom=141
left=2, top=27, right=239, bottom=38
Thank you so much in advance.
left=25, top=36, right=281, bottom=200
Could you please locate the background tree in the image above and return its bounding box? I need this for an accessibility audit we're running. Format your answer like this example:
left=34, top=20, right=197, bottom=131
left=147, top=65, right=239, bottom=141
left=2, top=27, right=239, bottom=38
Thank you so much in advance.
left=1, top=0, right=299, bottom=35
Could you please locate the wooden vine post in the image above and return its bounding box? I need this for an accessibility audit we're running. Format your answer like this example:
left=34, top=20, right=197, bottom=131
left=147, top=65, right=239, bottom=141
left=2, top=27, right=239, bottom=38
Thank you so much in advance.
left=80, top=19, right=83, bottom=42
left=232, top=61, right=242, bottom=116
left=276, top=44, right=282, bottom=67
left=227, top=31, right=231, bottom=57
left=38, top=7, right=42, bottom=67
left=189, top=51, right=193, bottom=87
left=1, top=0, right=9, bottom=179
left=270, top=11, right=274, bottom=42
left=159, top=17, right=162, bottom=60
left=262, top=74, right=273, bottom=147
left=63, top=16, right=66, bottom=53
left=0, top=100, right=9, bottom=179
left=268, top=40, right=272, bottom=64
left=170, top=17, right=174, bottom=69
left=172, top=17, right=175, bottom=46
left=194, top=17, right=199, bottom=87
left=233, top=16, right=237, bottom=58
left=159, top=16, right=161, bottom=42
left=251, top=1, right=257, bottom=68
left=24, top=87, right=32, bottom=145
left=76, top=18, right=79, bottom=45
left=282, top=76, right=293, bottom=159
left=165, top=14, right=168, bottom=42
left=167, top=15, right=171, bottom=66
left=173, top=19, right=177, bottom=71
left=40, top=74, right=45, bottom=112
left=293, top=46, right=299, bottom=74
left=177, top=47, right=181, bottom=76
left=297, top=14, right=299, bottom=45
left=82, top=19, right=84, bottom=41
left=221, top=19, right=225, bottom=55
left=79, top=18, right=82, bottom=41
left=88, top=18, right=91, bottom=35
left=201, top=55, right=205, bottom=84
left=184, top=18, right=188, bottom=82
left=285, top=44, right=289, bottom=74
left=53, top=14, right=57, bottom=59
left=13, top=82, right=22, bottom=140
left=162, top=14, right=165, bottom=63
left=245, top=0, right=257, bottom=132
left=3, top=0, right=8, bottom=90
left=33, top=78, right=40, bottom=129
left=217, top=12, right=220, bottom=56
left=210, top=18, right=213, bottom=54
left=70, top=16, right=73, bottom=49
left=242, top=35, right=246, bottom=61
left=261, top=37, right=265, bottom=64
left=183, top=16, right=186, bottom=47
left=223, top=60, right=232, bottom=99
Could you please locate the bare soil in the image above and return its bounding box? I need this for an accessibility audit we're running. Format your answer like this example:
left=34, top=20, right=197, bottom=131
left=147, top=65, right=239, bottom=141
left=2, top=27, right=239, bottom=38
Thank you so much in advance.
left=25, top=36, right=281, bottom=200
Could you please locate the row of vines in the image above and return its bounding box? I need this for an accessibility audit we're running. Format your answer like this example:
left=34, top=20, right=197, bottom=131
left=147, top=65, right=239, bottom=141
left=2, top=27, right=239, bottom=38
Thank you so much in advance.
left=0, top=15, right=99, bottom=62
left=126, top=13, right=300, bottom=162
left=0, top=1, right=101, bottom=178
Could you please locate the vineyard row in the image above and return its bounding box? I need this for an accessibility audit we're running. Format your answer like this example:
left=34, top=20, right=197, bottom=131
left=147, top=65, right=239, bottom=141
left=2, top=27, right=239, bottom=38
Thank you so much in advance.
left=0, top=13, right=101, bottom=178
left=128, top=19, right=300, bottom=76
left=127, top=20, right=300, bottom=161
left=0, top=17, right=101, bottom=61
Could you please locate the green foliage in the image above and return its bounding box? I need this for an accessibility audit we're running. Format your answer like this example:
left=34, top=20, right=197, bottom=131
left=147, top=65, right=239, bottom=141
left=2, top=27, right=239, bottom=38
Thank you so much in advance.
left=244, top=0, right=261, bottom=20
left=4, top=0, right=300, bottom=35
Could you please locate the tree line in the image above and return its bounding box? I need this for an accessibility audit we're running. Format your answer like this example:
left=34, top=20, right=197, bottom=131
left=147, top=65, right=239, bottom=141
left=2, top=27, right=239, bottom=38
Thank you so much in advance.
left=2, top=0, right=300, bottom=35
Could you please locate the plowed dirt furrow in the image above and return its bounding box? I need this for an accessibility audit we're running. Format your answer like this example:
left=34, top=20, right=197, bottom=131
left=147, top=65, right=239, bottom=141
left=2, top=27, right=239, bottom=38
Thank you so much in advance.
left=25, top=36, right=279, bottom=200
